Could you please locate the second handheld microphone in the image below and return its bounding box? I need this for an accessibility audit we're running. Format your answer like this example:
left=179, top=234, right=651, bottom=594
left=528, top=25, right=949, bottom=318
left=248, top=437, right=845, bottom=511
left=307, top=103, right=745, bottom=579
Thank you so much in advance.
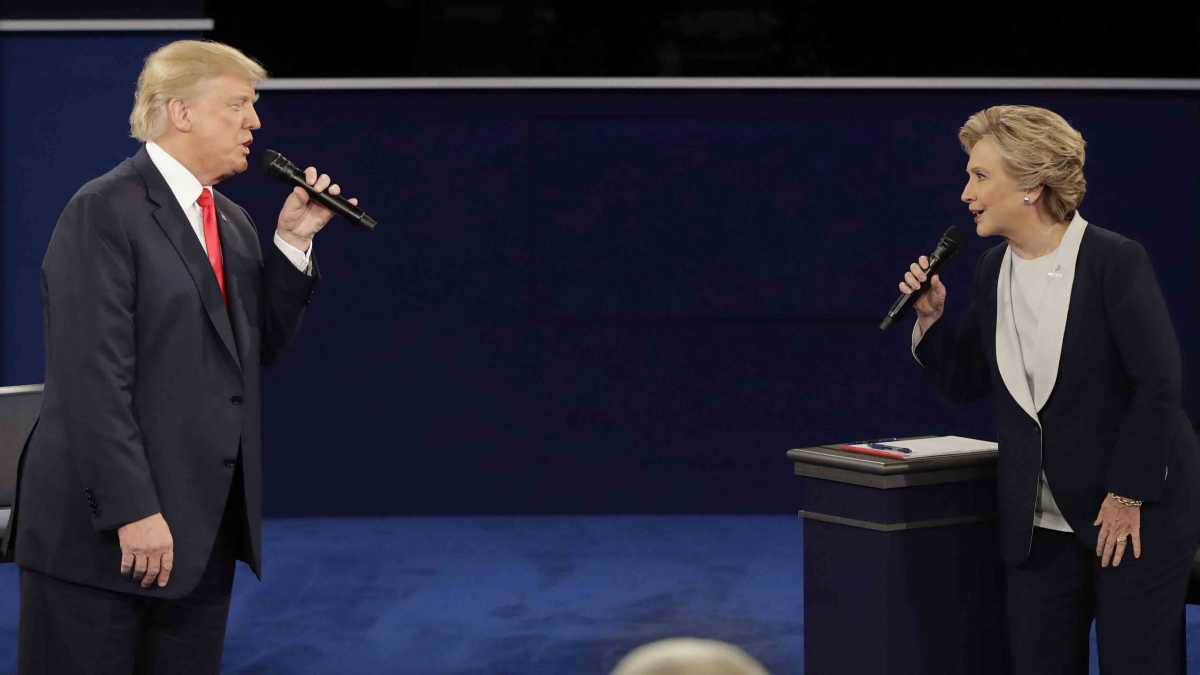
left=260, top=149, right=377, bottom=231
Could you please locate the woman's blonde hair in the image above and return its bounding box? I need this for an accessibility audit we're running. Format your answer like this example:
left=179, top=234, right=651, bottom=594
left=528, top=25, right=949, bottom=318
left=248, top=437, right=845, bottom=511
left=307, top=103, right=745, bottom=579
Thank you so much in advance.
left=958, top=105, right=1087, bottom=223
left=130, top=40, right=266, bottom=142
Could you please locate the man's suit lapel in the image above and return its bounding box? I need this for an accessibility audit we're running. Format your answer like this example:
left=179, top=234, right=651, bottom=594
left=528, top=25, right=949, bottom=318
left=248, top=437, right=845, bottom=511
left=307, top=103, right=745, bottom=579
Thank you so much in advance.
left=133, top=148, right=242, bottom=371
left=213, top=198, right=257, bottom=368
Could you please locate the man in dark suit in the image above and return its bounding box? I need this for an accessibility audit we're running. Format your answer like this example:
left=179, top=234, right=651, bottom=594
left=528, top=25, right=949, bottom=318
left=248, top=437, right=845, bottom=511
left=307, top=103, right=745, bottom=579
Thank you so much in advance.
left=8, top=40, right=358, bottom=673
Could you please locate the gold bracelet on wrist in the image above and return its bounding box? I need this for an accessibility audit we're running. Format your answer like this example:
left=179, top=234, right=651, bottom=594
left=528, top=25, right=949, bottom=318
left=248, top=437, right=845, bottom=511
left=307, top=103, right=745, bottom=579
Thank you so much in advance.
left=1108, top=492, right=1143, bottom=508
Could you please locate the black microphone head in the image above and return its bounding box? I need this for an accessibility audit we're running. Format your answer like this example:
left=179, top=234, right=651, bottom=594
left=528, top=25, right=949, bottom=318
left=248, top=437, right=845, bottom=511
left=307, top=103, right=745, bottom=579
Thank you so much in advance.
left=260, top=149, right=298, bottom=180
left=931, top=225, right=963, bottom=263
left=939, top=225, right=962, bottom=249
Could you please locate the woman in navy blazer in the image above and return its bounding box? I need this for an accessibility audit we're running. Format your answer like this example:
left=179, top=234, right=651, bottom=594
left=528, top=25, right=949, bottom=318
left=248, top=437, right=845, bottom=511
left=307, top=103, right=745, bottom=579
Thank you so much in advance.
left=900, top=105, right=1200, bottom=675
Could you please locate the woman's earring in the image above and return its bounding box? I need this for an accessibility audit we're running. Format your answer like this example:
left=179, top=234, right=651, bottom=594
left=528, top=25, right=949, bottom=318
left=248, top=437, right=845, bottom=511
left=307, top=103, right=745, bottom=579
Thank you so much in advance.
left=1023, top=195, right=1031, bottom=205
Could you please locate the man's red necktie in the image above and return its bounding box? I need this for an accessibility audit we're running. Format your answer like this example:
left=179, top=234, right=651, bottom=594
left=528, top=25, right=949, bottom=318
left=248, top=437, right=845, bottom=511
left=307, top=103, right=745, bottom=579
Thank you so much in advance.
left=196, top=188, right=226, bottom=303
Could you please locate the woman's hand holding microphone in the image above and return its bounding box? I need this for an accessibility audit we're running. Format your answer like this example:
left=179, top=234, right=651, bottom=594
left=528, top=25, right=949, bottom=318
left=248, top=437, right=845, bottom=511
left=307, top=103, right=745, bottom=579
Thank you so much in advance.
left=899, top=255, right=948, bottom=334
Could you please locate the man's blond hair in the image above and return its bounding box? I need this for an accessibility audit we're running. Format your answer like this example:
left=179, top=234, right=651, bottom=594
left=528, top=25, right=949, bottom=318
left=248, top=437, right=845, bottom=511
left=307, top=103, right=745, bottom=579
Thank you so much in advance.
left=130, top=40, right=266, bottom=142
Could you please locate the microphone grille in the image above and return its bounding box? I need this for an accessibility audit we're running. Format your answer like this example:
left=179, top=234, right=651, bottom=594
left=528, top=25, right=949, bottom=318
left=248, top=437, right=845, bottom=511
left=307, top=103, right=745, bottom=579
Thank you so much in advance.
left=940, top=225, right=963, bottom=250
left=259, top=149, right=295, bottom=178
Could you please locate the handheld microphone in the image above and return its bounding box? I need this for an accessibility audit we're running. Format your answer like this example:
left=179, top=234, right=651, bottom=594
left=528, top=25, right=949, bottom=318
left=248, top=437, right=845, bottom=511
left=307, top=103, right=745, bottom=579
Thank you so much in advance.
left=260, top=149, right=376, bottom=231
left=879, top=226, right=962, bottom=331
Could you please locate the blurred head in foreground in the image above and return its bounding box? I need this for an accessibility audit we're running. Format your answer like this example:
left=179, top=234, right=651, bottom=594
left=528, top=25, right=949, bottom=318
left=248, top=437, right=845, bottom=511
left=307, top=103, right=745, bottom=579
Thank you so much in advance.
left=611, top=637, right=769, bottom=675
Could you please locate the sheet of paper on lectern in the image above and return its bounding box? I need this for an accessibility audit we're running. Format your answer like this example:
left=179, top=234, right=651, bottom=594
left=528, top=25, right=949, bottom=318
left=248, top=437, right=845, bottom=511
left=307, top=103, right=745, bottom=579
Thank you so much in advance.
left=894, top=436, right=998, bottom=458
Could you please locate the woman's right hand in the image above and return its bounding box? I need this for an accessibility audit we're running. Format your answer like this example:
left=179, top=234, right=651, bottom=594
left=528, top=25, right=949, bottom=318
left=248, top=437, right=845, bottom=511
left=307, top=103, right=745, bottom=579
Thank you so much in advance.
left=899, top=255, right=947, bottom=331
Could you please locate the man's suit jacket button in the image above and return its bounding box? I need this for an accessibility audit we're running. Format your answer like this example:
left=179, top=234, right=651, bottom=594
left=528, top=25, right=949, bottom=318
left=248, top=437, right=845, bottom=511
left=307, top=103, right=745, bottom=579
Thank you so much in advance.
left=224, top=459, right=237, bottom=468
left=231, top=395, right=243, bottom=405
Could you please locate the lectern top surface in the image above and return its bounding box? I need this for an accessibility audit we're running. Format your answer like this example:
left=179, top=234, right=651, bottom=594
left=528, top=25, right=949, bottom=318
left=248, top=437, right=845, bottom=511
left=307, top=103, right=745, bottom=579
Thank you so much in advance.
left=787, top=443, right=998, bottom=476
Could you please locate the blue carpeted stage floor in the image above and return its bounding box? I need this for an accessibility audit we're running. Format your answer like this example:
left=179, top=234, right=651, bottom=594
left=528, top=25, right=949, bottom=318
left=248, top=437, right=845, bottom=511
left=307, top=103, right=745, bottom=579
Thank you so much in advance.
left=1, top=515, right=1197, bottom=673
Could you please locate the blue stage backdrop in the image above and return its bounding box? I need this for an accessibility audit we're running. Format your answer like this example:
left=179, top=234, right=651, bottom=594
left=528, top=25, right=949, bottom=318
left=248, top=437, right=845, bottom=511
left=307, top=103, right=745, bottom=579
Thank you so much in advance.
left=3, top=35, right=1198, bottom=514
